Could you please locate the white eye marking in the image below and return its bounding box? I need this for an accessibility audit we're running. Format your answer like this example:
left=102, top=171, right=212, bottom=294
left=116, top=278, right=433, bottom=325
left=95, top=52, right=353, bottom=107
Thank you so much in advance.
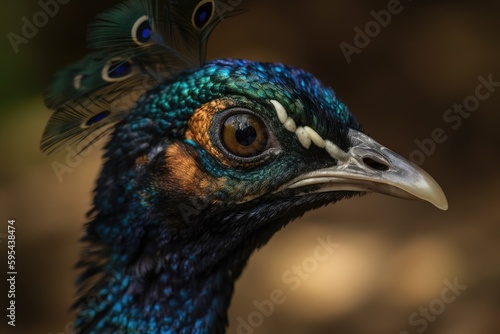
left=283, top=118, right=297, bottom=132
left=296, top=127, right=312, bottom=149
left=271, top=100, right=288, bottom=124
left=272, top=99, right=296, bottom=131
left=325, top=140, right=349, bottom=162
left=270, top=99, right=348, bottom=162
left=304, top=126, right=326, bottom=148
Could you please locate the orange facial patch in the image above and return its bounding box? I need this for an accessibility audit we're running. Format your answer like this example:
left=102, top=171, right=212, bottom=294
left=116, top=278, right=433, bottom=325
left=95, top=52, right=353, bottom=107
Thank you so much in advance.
left=135, top=154, right=149, bottom=168
left=185, top=99, right=235, bottom=166
left=163, top=142, right=224, bottom=199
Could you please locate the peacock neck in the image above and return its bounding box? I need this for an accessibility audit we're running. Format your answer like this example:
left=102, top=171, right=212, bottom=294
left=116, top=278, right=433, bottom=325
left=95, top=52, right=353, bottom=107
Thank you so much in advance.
left=75, top=225, right=248, bottom=334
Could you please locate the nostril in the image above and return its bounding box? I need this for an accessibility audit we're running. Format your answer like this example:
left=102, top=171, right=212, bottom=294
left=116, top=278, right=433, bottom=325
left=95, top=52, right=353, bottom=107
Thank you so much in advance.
left=363, top=157, right=389, bottom=171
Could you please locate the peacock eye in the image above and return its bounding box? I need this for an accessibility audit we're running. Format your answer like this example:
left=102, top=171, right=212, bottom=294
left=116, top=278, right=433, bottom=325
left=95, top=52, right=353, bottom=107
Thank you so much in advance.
left=221, top=114, right=270, bottom=158
left=192, top=0, right=215, bottom=29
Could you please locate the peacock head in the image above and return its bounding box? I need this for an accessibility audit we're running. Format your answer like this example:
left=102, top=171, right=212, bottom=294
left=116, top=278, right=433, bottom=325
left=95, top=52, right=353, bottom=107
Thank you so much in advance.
left=40, top=0, right=447, bottom=243
left=98, top=59, right=447, bottom=243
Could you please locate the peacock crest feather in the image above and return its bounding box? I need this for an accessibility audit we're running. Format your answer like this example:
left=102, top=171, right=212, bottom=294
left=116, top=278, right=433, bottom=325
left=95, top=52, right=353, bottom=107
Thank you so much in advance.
left=42, top=0, right=246, bottom=154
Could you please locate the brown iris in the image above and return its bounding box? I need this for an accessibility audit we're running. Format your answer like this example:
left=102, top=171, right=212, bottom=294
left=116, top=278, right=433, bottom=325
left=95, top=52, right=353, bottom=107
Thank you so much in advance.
left=221, top=114, right=269, bottom=157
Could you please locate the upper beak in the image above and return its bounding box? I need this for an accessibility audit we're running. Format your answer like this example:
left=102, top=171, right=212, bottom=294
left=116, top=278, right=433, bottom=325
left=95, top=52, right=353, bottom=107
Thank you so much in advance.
left=284, top=129, right=448, bottom=210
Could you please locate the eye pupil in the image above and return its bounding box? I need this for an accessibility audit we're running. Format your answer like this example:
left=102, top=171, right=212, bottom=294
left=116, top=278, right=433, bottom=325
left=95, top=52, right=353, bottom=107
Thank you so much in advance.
left=221, top=113, right=269, bottom=158
left=235, top=126, right=257, bottom=146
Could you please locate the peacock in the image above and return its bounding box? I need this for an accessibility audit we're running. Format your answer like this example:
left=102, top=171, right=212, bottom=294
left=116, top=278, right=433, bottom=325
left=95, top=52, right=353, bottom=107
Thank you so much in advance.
left=41, top=1, right=448, bottom=333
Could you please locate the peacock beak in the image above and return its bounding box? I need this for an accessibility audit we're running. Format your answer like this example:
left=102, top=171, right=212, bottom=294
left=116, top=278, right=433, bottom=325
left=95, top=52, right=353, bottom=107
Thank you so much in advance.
left=284, top=129, right=448, bottom=210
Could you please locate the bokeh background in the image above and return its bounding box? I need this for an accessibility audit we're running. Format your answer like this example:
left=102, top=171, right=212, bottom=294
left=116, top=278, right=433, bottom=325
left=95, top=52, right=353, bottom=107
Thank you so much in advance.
left=1, top=0, right=499, bottom=333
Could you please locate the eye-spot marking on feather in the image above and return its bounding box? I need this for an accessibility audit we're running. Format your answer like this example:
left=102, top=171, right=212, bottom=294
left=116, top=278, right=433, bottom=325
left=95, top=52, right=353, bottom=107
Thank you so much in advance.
left=132, top=15, right=153, bottom=45
left=270, top=100, right=348, bottom=162
left=102, top=58, right=135, bottom=82
left=192, top=0, right=215, bottom=30
left=84, top=111, right=111, bottom=127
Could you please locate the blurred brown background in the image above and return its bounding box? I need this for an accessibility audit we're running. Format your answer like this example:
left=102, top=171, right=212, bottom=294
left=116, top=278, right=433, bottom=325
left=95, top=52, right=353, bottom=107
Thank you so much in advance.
left=1, top=0, right=499, bottom=333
